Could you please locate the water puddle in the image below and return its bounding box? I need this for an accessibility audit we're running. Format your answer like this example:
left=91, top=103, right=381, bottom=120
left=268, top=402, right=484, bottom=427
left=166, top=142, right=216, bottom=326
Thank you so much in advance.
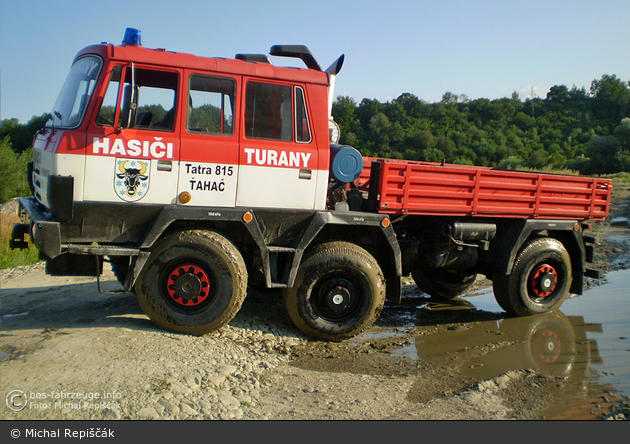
left=459, top=269, right=630, bottom=399
left=557, top=269, right=630, bottom=397
left=411, top=311, right=592, bottom=380
left=379, top=268, right=630, bottom=417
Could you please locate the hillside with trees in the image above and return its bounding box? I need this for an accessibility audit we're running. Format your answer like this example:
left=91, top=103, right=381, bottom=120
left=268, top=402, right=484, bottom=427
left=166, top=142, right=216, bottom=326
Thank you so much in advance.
left=332, top=74, right=630, bottom=176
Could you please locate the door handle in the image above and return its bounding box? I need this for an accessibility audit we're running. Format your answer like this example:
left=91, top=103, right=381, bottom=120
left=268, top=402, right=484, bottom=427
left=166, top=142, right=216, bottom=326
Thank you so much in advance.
left=299, top=169, right=312, bottom=180
left=157, top=160, right=172, bottom=172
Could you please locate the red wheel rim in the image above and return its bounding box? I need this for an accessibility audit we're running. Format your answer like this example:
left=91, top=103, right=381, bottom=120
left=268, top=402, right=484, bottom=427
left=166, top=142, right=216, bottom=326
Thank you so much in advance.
left=528, top=264, right=558, bottom=298
left=166, top=263, right=211, bottom=307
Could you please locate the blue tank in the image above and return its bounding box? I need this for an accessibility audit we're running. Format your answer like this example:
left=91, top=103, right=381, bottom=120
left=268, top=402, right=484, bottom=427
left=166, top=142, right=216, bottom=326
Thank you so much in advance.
left=329, top=144, right=363, bottom=183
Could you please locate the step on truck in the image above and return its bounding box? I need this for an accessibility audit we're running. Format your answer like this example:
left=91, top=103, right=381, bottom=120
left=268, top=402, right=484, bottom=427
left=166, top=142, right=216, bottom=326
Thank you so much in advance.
left=10, top=28, right=612, bottom=341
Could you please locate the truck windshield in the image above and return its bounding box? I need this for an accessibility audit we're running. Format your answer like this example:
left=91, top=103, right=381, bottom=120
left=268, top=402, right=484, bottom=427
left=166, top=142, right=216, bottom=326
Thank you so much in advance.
left=47, top=55, right=102, bottom=128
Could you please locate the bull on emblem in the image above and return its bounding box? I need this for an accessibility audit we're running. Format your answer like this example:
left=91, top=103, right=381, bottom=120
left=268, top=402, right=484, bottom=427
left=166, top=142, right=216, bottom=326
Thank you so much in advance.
left=114, top=159, right=150, bottom=202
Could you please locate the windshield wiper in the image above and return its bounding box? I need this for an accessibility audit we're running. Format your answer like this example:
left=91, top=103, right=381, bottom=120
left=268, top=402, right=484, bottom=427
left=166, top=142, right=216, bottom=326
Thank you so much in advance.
left=39, top=112, right=58, bottom=135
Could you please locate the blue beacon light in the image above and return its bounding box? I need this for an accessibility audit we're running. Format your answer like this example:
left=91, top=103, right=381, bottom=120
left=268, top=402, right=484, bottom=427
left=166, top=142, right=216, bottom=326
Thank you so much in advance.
left=122, top=28, right=142, bottom=46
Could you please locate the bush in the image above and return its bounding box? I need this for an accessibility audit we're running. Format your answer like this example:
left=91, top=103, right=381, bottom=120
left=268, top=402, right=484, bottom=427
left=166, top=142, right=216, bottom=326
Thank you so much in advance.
left=0, top=137, right=39, bottom=270
left=1, top=200, right=41, bottom=270
left=0, top=137, right=33, bottom=203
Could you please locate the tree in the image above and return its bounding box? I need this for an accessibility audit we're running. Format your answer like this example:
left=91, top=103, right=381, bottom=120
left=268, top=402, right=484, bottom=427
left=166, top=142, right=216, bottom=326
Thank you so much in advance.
left=613, top=117, right=630, bottom=150
left=547, top=85, right=570, bottom=103
left=527, top=149, right=550, bottom=169
left=435, top=136, right=456, bottom=159
left=332, top=96, right=358, bottom=136
left=356, top=98, right=383, bottom=128
left=406, top=130, right=434, bottom=152
left=420, top=147, right=445, bottom=163
left=590, top=74, right=630, bottom=122
left=0, top=114, right=48, bottom=153
left=393, top=93, right=431, bottom=119
left=441, top=92, right=459, bottom=105
left=584, top=135, right=622, bottom=175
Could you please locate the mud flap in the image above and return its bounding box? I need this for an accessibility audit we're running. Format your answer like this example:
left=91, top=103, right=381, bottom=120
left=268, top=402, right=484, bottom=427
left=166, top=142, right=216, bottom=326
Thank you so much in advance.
left=46, top=254, right=103, bottom=276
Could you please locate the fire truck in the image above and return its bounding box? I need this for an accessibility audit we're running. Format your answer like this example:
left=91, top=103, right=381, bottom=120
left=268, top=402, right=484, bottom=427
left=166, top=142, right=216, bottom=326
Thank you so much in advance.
left=10, top=28, right=612, bottom=341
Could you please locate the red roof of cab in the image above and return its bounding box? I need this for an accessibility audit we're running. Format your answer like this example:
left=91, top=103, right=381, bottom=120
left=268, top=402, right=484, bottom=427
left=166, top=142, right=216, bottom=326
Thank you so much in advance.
left=75, top=43, right=331, bottom=86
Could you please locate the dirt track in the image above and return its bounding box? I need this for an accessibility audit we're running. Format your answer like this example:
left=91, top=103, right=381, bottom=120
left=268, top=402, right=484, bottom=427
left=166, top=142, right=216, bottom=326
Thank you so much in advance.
left=1, top=183, right=630, bottom=420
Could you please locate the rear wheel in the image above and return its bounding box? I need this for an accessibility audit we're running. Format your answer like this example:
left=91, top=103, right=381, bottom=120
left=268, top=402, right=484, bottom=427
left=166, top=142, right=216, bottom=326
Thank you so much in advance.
left=135, top=230, right=247, bottom=335
left=283, top=242, right=385, bottom=341
left=493, top=237, right=572, bottom=317
left=411, top=267, right=477, bottom=299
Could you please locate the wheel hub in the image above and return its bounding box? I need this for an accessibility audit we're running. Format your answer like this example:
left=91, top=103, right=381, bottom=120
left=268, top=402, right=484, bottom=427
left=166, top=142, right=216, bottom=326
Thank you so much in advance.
left=529, top=264, right=558, bottom=298
left=317, top=278, right=355, bottom=315
left=167, top=264, right=210, bottom=307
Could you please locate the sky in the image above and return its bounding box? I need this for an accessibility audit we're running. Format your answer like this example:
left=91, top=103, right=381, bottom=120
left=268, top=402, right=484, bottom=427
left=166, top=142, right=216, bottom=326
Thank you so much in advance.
left=1, top=0, right=629, bottom=124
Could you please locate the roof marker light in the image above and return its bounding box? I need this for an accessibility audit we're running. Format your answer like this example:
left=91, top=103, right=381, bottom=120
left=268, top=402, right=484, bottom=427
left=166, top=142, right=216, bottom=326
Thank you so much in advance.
left=122, top=28, right=142, bottom=46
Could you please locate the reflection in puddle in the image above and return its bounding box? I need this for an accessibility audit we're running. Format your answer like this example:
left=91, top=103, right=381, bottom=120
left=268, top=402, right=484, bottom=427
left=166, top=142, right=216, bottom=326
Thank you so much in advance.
left=410, top=311, right=594, bottom=381
left=381, top=268, right=630, bottom=418
left=558, top=268, right=630, bottom=397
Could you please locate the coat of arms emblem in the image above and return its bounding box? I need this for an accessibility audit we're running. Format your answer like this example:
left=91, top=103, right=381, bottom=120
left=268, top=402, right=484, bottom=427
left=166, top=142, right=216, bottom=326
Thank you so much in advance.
left=114, top=159, right=150, bottom=202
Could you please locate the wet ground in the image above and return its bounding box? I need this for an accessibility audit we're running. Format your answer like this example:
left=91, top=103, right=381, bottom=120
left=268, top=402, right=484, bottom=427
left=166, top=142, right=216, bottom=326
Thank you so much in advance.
left=286, top=268, right=630, bottom=419
left=457, top=270, right=630, bottom=418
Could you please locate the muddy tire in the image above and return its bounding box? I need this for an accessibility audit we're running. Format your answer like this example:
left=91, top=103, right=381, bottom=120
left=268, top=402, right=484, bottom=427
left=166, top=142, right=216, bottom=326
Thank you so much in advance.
left=283, top=242, right=385, bottom=341
left=411, top=267, right=477, bottom=299
left=135, top=230, right=247, bottom=335
left=493, top=237, right=572, bottom=317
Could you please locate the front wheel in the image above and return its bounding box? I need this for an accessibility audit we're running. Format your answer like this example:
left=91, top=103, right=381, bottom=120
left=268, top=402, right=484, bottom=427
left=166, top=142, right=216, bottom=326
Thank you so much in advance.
left=135, top=230, right=247, bottom=335
left=283, top=242, right=386, bottom=341
left=493, top=237, right=572, bottom=317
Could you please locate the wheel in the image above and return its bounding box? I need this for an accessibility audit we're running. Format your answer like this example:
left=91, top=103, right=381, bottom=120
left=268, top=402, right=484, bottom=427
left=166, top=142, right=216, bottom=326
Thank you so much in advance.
left=493, top=237, right=572, bottom=317
left=283, top=242, right=386, bottom=341
left=134, top=230, right=247, bottom=335
left=411, top=267, right=477, bottom=299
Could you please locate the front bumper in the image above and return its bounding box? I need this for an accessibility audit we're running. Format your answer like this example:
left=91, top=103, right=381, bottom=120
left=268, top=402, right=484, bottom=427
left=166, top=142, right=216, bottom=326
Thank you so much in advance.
left=11, top=197, right=62, bottom=259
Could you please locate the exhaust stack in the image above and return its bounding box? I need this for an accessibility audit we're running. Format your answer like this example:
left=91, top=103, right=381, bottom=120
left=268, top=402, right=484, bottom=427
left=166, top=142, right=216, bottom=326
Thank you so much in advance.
left=325, top=54, right=345, bottom=118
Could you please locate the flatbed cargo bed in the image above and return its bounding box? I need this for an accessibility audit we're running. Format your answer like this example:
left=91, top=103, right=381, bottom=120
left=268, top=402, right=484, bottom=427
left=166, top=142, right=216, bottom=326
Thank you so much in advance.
left=357, top=157, right=612, bottom=220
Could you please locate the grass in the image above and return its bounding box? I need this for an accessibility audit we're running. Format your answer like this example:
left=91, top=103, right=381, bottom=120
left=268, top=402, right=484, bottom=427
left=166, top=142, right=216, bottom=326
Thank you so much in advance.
left=610, top=172, right=630, bottom=183
left=257, top=372, right=270, bottom=384
left=1, top=206, right=41, bottom=270
left=200, top=377, right=218, bottom=391
left=151, top=378, right=171, bottom=395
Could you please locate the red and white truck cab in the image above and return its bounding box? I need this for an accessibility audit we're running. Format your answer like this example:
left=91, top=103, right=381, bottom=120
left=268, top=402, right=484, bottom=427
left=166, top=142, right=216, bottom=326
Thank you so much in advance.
left=34, top=29, right=346, bottom=216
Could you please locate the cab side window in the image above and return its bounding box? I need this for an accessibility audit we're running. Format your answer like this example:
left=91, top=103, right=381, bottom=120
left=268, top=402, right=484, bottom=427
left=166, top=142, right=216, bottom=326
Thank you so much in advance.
left=244, top=82, right=312, bottom=143
left=96, top=66, right=178, bottom=131
left=187, top=75, right=235, bottom=135
left=245, top=82, right=293, bottom=141
left=294, top=86, right=311, bottom=143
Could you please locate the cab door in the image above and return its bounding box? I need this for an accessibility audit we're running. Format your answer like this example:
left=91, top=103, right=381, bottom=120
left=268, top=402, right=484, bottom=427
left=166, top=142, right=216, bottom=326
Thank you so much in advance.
left=236, top=79, right=321, bottom=210
left=176, top=73, right=239, bottom=207
left=85, top=64, right=180, bottom=205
